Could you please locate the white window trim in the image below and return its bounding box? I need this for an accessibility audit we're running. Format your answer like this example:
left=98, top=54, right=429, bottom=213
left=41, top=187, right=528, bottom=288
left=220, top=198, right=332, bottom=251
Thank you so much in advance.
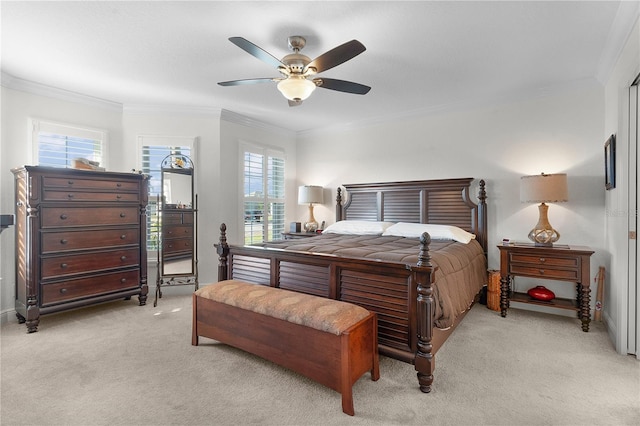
left=137, top=135, right=198, bottom=261
left=239, top=140, right=286, bottom=243
left=29, top=118, right=109, bottom=168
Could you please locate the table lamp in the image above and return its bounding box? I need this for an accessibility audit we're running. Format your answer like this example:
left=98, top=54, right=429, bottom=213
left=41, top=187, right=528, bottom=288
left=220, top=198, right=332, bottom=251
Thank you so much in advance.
left=520, top=173, right=568, bottom=247
left=298, top=185, right=323, bottom=232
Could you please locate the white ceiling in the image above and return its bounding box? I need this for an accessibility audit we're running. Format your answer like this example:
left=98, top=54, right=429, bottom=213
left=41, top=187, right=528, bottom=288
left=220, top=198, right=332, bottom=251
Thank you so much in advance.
left=2, top=1, right=638, bottom=133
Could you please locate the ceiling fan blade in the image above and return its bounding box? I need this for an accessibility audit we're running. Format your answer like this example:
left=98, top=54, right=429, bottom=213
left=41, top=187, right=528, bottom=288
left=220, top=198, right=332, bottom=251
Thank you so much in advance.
left=228, top=37, right=286, bottom=69
left=218, top=78, right=276, bottom=86
left=305, top=40, right=366, bottom=74
left=288, top=99, right=303, bottom=107
left=315, top=78, right=371, bottom=95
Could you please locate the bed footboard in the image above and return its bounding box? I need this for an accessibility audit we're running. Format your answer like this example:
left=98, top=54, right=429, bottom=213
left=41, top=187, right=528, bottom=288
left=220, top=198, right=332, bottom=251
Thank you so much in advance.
left=216, top=224, right=436, bottom=393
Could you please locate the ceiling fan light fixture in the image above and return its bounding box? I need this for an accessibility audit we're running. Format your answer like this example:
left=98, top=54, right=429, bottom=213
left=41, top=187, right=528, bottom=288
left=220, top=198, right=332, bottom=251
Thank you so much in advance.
left=277, top=77, right=316, bottom=101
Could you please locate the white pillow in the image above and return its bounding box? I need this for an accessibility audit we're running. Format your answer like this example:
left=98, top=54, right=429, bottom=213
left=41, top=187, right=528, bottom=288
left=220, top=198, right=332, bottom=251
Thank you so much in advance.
left=322, top=220, right=395, bottom=235
left=382, top=222, right=476, bottom=244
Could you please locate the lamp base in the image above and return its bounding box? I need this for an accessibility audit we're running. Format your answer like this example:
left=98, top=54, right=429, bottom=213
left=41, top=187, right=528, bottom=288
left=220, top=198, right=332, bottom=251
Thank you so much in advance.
left=528, top=203, right=560, bottom=246
left=303, top=221, right=318, bottom=233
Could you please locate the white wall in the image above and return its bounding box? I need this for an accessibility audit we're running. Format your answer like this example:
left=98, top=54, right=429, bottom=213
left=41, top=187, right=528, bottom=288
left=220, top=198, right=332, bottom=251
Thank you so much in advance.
left=122, top=109, right=222, bottom=289
left=219, top=114, right=297, bottom=245
left=603, top=16, right=640, bottom=354
left=297, top=86, right=607, bottom=314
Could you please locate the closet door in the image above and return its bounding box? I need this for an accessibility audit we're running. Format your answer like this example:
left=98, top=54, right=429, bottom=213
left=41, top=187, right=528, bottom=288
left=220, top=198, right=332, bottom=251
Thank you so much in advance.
left=628, top=82, right=638, bottom=359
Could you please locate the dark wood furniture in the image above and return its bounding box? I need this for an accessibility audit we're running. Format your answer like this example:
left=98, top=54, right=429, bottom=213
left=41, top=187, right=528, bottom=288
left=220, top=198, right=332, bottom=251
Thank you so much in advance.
left=192, top=280, right=379, bottom=416
left=282, top=231, right=320, bottom=239
left=12, top=166, right=149, bottom=333
left=497, top=243, right=595, bottom=331
left=154, top=155, right=198, bottom=307
left=216, top=178, right=487, bottom=392
left=162, top=210, right=194, bottom=261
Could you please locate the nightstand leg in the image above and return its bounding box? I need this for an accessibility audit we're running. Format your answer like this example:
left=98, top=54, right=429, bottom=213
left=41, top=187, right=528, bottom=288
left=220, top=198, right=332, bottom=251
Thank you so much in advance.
left=579, top=284, right=591, bottom=332
left=500, top=275, right=510, bottom=317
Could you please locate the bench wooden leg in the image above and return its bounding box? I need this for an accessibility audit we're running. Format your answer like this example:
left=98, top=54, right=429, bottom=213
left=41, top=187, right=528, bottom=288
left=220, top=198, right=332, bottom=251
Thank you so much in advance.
left=191, top=293, right=199, bottom=346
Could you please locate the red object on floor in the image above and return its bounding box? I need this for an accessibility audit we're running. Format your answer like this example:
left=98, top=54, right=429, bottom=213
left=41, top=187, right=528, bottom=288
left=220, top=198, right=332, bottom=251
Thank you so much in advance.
left=527, top=286, right=555, bottom=301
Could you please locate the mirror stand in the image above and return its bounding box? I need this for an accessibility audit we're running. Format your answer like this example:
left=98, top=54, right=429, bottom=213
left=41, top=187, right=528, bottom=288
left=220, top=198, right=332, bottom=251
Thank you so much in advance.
left=154, top=154, right=198, bottom=307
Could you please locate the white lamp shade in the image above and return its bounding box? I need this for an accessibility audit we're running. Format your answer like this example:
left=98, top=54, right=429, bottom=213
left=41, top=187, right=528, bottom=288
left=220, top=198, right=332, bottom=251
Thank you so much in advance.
left=298, top=185, right=323, bottom=205
left=277, top=77, right=316, bottom=101
left=520, top=173, right=568, bottom=203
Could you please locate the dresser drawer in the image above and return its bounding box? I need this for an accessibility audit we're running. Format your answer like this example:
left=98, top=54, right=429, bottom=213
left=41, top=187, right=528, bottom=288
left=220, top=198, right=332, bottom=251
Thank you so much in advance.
left=163, top=225, right=193, bottom=238
left=43, top=190, right=139, bottom=203
left=41, top=248, right=140, bottom=279
left=42, top=228, right=140, bottom=253
left=509, top=264, right=579, bottom=281
left=162, top=211, right=194, bottom=224
left=41, top=269, right=140, bottom=306
left=510, top=253, right=578, bottom=268
left=163, top=237, right=193, bottom=254
left=41, top=207, right=139, bottom=228
left=43, top=176, right=140, bottom=192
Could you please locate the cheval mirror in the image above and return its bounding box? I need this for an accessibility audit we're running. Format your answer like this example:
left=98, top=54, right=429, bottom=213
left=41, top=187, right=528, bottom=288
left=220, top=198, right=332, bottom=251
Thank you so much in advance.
left=154, top=154, right=198, bottom=307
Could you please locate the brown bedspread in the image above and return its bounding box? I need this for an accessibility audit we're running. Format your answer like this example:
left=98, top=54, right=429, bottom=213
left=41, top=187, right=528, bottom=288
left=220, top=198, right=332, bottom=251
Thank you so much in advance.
left=262, top=234, right=487, bottom=329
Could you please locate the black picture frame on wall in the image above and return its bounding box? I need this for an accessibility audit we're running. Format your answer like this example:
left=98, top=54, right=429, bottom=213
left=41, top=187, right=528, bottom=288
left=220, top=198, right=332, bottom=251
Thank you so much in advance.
left=604, top=134, right=616, bottom=190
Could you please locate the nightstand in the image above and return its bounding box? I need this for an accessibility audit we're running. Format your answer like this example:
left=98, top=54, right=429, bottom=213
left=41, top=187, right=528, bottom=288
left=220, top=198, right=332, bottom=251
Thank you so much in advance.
left=282, top=231, right=321, bottom=240
left=498, top=243, right=594, bottom=332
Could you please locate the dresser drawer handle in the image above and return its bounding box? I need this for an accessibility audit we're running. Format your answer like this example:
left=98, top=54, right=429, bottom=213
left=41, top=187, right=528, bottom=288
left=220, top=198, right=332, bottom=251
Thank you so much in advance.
left=168, top=244, right=173, bottom=249
left=184, top=242, right=189, bottom=247
left=120, top=234, right=127, bottom=239
left=119, top=212, right=126, bottom=218
left=117, top=183, right=122, bottom=188
left=120, top=278, right=127, bottom=283
left=60, top=214, right=68, bottom=220
left=60, top=239, right=68, bottom=245
left=120, top=256, right=127, bottom=261
left=60, top=263, right=68, bottom=269
left=539, top=257, right=546, bottom=263
left=539, top=269, right=545, bottom=275
left=167, top=230, right=173, bottom=235
left=67, top=180, right=74, bottom=185
left=60, top=288, right=67, bottom=294
left=116, top=195, right=122, bottom=199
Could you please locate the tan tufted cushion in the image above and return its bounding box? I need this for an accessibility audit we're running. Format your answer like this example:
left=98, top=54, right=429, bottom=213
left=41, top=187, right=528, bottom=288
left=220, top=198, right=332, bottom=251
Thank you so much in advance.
left=195, top=280, right=372, bottom=335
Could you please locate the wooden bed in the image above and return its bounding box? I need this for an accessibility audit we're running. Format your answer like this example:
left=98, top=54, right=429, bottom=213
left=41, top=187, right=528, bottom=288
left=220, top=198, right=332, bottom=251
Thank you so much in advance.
left=216, top=177, right=487, bottom=392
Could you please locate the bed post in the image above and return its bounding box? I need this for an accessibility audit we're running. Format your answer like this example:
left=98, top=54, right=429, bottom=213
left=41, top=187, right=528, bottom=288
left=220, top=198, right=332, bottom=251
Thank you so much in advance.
left=335, top=187, right=343, bottom=221
left=477, top=179, right=488, bottom=257
left=415, top=231, right=434, bottom=393
left=217, top=223, right=229, bottom=282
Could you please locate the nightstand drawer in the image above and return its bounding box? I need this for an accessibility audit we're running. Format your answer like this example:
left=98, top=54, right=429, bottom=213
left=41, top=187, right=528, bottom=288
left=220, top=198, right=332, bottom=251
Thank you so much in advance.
left=509, top=264, right=579, bottom=281
left=510, top=253, right=578, bottom=268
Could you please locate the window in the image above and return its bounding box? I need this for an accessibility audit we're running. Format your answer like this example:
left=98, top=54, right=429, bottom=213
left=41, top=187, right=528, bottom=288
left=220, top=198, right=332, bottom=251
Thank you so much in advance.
left=243, top=145, right=285, bottom=244
left=138, top=136, right=196, bottom=253
left=31, top=119, right=106, bottom=168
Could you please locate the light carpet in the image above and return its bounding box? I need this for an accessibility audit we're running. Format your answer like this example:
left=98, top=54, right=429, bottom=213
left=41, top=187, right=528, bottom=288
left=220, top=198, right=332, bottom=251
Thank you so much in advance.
left=1, top=293, right=638, bottom=425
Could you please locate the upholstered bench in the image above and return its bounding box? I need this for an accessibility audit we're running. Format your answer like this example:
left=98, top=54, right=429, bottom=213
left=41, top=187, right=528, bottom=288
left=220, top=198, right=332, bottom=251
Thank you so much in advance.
left=192, top=279, right=380, bottom=416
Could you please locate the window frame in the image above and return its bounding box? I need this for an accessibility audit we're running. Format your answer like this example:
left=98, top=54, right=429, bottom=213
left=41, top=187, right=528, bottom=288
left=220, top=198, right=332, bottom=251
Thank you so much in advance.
left=137, top=135, right=198, bottom=258
left=29, top=118, right=108, bottom=168
left=240, top=141, right=286, bottom=244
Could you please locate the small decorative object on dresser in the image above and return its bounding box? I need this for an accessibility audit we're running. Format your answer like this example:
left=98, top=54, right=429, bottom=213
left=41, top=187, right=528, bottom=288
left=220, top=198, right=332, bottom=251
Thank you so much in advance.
left=12, top=166, right=150, bottom=333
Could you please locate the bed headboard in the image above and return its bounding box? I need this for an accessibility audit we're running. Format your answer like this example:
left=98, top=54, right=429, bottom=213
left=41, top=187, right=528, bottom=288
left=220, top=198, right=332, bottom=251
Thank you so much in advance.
left=336, top=178, right=488, bottom=256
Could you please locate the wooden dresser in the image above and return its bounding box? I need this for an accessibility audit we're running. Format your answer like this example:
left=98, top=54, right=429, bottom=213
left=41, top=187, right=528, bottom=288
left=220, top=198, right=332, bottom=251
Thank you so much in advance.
left=12, top=166, right=149, bottom=332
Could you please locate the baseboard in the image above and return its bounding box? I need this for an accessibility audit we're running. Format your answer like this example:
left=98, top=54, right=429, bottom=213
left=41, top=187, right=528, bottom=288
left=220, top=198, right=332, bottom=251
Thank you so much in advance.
left=0, top=308, right=16, bottom=326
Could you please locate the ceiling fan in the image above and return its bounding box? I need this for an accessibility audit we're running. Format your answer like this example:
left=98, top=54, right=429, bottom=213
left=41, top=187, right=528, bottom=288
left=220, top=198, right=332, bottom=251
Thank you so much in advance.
left=218, top=36, right=371, bottom=107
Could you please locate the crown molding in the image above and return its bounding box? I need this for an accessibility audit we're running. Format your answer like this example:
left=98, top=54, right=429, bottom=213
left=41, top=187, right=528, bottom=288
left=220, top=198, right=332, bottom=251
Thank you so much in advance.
left=596, top=2, right=640, bottom=84
left=123, top=104, right=222, bottom=117
left=1, top=72, right=123, bottom=112
left=221, top=109, right=295, bottom=137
